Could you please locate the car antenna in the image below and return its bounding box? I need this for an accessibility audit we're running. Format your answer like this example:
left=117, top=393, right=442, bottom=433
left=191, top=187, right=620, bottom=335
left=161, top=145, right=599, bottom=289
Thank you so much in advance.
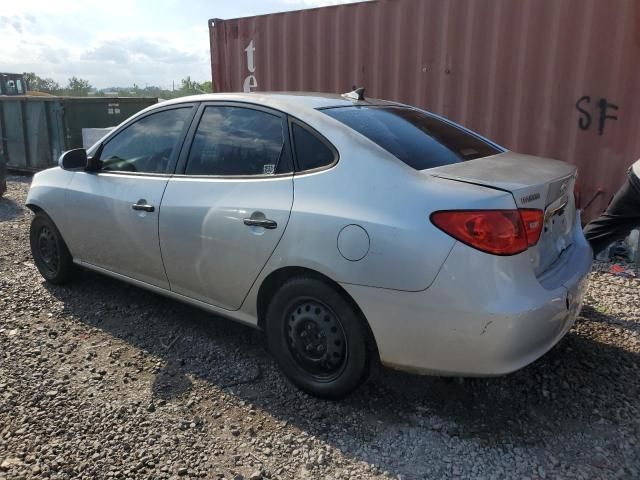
left=342, top=86, right=365, bottom=101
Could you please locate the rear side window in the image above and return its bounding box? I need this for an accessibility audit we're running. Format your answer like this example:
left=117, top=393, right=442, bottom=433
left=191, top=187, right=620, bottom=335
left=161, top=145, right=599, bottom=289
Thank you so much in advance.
left=323, top=106, right=501, bottom=170
left=185, top=106, right=285, bottom=176
left=292, top=123, right=334, bottom=171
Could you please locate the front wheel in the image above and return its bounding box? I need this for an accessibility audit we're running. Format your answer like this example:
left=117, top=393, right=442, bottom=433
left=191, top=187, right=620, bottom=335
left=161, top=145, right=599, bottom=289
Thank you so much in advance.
left=30, top=212, right=75, bottom=284
left=265, top=276, right=374, bottom=399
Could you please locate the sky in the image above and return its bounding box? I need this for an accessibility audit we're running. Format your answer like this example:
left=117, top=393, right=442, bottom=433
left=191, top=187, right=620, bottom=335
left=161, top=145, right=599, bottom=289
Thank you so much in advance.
left=0, top=0, right=363, bottom=90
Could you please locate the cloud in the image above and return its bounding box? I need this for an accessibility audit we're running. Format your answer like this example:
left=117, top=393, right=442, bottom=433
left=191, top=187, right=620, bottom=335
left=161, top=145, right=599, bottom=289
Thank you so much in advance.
left=82, top=43, right=131, bottom=64
left=82, top=38, right=202, bottom=66
left=0, top=21, right=209, bottom=89
left=0, top=0, right=212, bottom=89
left=37, top=45, right=72, bottom=65
left=0, top=14, right=36, bottom=33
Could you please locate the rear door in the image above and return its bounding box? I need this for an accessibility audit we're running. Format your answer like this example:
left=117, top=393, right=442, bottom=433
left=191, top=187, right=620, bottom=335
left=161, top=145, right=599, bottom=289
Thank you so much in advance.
left=159, top=103, right=294, bottom=310
left=64, top=105, right=195, bottom=288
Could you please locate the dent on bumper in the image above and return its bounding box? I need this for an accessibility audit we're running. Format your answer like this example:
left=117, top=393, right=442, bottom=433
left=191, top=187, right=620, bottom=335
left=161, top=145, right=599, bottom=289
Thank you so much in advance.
left=342, top=229, right=592, bottom=376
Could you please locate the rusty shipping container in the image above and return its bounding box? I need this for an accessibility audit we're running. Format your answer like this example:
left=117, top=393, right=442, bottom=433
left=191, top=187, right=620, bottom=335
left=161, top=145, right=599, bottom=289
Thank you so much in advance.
left=210, top=0, right=640, bottom=221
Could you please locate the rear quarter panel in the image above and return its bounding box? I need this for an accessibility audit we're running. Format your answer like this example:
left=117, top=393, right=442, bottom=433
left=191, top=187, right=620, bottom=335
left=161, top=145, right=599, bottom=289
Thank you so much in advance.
left=249, top=111, right=519, bottom=294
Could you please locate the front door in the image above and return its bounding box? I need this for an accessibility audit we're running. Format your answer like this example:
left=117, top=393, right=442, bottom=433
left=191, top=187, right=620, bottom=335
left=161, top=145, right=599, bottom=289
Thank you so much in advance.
left=159, top=104, right=294, bottom=310
left=64, top=105, right=194, bottom=288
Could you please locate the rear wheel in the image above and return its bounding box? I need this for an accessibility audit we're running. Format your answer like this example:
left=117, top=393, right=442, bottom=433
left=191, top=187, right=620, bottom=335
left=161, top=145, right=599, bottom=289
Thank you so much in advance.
left=29, top=212, right=75, bottom=284
left=265, top=276, right=373, bottom=399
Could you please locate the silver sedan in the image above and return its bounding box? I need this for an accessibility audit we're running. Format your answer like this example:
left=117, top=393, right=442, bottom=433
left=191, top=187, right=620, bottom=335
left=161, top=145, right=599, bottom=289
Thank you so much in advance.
left=26, top=91, right=592, bottom=398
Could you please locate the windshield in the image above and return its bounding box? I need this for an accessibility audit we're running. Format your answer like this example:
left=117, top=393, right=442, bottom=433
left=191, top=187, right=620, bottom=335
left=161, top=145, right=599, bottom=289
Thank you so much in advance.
left=323, top=106, right=502, bottom=170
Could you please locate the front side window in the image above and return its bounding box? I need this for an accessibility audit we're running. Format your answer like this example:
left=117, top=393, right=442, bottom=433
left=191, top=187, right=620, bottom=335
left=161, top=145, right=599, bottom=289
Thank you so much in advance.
left=100, top=107, right=191, bottom=174
left=292, top=123, right=334, bottom=171
left=323, top=106, right=502, bottom=170
left=185, top=106, right=285, bottom=176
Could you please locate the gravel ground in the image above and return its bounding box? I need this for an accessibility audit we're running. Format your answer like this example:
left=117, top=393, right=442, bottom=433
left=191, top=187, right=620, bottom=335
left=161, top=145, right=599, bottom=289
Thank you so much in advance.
left=1, top=176, right=639, bottom=480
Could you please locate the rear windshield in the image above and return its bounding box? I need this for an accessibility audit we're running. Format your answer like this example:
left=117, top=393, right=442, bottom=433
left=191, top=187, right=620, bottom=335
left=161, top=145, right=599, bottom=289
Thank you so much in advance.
left=323, top=106, right=502, bottom=170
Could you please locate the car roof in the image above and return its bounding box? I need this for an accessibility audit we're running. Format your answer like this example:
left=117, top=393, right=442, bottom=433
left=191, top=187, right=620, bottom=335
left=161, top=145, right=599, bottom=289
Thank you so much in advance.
left=158, top=91, right=400, bottom=112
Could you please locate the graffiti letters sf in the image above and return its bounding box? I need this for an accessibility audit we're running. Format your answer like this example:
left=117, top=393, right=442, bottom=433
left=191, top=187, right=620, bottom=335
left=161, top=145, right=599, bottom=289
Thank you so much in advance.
left=575, top=96, right=618, bottom=136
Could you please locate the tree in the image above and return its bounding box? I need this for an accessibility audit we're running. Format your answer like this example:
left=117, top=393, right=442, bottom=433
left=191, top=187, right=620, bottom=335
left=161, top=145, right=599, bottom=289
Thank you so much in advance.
left=178, top=76, right=199, bottom=95
left=22, top=72, right=37, bottom=89
left=22, top=72, right=61, bottom=94
left=175, top=77, right=212, bottom=96
left=200, top=81, right=213, bottom=93
left=91, top=78, right=212, bottom=99
left=65, top=77, right=93, bottom=96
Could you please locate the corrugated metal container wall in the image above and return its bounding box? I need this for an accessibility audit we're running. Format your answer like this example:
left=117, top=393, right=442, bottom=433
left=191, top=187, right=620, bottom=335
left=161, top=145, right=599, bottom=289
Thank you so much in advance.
left=0, top=96, right=157, bottom=171
left=210, top=0, right=640, bottom=221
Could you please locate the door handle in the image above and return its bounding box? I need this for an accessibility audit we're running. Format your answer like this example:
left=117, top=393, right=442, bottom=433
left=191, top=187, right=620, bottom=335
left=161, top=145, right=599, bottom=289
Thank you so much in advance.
left=131, top=201, right=155, bottom=212
left=243, top=217, right=277, bottom=229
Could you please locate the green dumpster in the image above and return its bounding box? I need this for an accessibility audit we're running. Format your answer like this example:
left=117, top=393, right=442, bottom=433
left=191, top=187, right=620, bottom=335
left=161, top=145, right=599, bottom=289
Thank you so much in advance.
left=0, top=96, right=157, bottom=172
left=0, top=142, right=5, bottom=196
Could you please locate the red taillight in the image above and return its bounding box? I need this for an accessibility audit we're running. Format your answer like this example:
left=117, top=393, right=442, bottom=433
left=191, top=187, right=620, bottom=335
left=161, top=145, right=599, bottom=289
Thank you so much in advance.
left=518, top=208, right=544, bottom=247
left=431, top=209, right=544, bottom=256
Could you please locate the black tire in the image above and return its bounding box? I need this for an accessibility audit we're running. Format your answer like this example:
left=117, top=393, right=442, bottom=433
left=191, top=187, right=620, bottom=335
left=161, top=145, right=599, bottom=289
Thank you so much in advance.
left=29, top=212, right=75, bottom=284
left=265, top=276, right=374, bottom=399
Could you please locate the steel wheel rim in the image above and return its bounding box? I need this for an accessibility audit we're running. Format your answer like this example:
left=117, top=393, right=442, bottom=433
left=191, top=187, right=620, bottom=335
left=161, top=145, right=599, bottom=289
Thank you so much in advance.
left=37, top=226, right=59, bottom=275
left=284, top=298, right=348, bottom=381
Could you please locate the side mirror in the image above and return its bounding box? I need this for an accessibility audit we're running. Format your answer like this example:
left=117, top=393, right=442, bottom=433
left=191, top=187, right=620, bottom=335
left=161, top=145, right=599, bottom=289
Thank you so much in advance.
left=85, top=143, right=104, bottom=172
left=59, top=149, right=88, bottom=170
left=86, top=154, right=102, bottom=172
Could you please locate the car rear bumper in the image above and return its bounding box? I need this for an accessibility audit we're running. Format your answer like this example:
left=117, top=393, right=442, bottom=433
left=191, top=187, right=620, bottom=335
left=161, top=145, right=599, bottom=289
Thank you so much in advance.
left=342, top=216, right=592, bottom=376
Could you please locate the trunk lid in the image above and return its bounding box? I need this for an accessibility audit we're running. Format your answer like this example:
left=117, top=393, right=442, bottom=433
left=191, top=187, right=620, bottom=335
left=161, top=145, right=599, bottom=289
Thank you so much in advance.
left=427, top=151, right=577, bottom=276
